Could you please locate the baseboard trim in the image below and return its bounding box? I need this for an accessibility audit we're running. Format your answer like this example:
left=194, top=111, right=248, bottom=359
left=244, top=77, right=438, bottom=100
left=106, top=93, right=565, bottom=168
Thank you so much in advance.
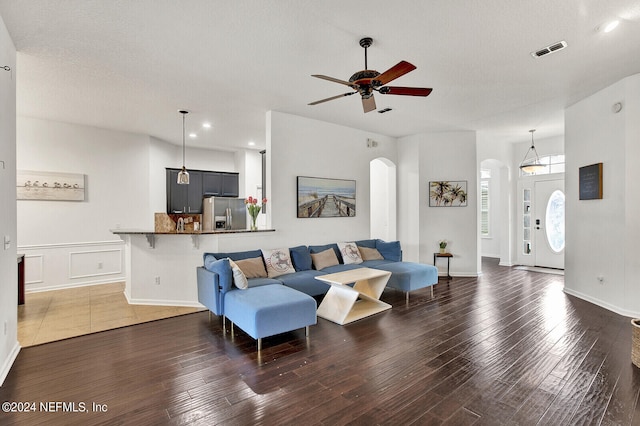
left=26, top=278, right=124, bottom=293
left=0, top=341, right=21, bottom=387
left=563, top=287, right=640, bottom=319
left=124, top=292, right=204, bottom=309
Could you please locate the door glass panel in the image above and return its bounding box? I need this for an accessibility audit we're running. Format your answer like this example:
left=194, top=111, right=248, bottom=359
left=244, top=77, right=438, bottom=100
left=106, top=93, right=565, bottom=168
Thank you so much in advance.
left=545, top=190, right=565, bottom=253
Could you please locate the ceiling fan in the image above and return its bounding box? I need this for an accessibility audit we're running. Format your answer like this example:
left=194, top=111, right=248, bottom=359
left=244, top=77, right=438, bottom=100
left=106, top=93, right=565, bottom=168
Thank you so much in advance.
left=308, top=37, right=432, bottom=113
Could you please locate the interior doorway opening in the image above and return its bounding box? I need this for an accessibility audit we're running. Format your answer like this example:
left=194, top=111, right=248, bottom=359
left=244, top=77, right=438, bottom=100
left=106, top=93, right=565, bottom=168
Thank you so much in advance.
left=370, top=158, right=397, bottom=240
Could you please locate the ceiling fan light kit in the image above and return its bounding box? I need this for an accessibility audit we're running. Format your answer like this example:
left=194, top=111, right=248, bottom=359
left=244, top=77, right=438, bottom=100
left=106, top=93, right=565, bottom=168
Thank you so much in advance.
left=309, top=37, right=432, bottom=113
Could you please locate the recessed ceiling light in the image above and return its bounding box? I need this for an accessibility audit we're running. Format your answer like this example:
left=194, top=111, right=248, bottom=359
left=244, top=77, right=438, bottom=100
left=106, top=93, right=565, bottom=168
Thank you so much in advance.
left=603, top=20, right=620, bottom=33
left=189, top=133, right=197, bottom=139
left=248, top=141, right=255, bottom=146
left=202, top=123, right=211, bottom=129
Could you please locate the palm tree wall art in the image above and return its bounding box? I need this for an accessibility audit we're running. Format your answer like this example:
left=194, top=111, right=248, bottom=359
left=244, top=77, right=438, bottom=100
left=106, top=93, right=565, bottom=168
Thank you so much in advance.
left=429, top=181, right=468, bottom=207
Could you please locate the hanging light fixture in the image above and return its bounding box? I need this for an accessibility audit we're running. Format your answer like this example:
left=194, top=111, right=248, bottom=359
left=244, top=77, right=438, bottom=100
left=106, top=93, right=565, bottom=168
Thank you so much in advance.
left=519, top=129, right=546, bottom=174
left=177, top=110, right=190, bottom=185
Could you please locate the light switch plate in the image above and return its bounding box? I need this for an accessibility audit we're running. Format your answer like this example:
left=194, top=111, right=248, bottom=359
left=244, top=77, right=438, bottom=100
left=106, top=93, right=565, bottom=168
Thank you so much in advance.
left=4, top=235, right=10, bottom=250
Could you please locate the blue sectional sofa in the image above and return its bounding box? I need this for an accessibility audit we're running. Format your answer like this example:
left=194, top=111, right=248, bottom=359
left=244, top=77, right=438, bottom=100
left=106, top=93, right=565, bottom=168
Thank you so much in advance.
left=197, top=239, right=438, bottom=351
left=199, top=240, right=438, bottom=300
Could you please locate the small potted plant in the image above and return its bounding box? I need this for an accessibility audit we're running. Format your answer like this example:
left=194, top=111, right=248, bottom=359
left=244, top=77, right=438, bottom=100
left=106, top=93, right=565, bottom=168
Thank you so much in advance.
left=439, top=240, right=448, bottom=254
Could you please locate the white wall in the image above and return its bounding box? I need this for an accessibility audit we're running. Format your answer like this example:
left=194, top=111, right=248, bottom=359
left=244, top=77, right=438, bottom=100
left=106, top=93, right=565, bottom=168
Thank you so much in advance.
left=16, top=117, right=239, bottom=291
left=265, top=111, right=397, bottom=250
left=564, top=73, right=640, bottom=317
left=398, top=131, right=479, bottom=276
left=0, top=13, right=18, bottom=386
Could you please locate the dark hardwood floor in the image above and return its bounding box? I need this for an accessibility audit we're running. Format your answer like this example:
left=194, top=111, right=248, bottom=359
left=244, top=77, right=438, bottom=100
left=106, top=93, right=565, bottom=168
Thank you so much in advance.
left=1, top=258, right=639, bottom=425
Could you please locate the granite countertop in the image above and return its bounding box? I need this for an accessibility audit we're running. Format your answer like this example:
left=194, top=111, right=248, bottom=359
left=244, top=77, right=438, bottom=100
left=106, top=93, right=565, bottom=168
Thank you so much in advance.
left=111, top=229, right=275, bottom=235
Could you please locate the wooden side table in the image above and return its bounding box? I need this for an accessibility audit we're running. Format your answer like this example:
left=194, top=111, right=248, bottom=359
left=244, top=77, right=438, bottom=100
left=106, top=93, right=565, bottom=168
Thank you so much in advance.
left=433, top=252, right=453, bottom=280
left=17, top=254, right=25, bottom=305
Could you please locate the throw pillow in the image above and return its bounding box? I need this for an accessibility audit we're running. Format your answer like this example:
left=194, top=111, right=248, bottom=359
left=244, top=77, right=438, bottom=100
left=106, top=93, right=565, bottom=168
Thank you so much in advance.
left=228, top=259, right=248, bottom=289
left=290, top=245, right=313, bottom=271
left=234, top=256, right=268, bottom=278
left=376, top=240, right=402, bottom=262
left=359, top=246, right=384, bottom=261
left=310, top=248, right=340, bottom=270
left=337, top=242, right=363, bottom=264
left=261, top=248, right=296, bottom=278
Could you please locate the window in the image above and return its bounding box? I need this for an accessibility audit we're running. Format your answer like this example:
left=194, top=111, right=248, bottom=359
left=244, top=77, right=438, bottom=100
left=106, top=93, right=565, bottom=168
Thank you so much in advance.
left=520, top=154, right=565, bottom=176
left=545, top=190, right=565, bottom=253
left=481, top=180, right=490, bottom=236
left=523, top=189, right=531, bottom=254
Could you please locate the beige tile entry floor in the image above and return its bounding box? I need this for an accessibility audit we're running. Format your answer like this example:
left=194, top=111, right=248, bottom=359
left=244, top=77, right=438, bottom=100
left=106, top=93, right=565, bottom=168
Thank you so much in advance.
left=18, top=282, right=204, bottom=347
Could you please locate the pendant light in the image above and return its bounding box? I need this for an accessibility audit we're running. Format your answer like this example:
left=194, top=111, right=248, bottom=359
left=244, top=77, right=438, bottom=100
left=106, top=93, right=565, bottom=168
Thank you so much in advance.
left=177, top=110, right=190, bottom=185
left=519, top=129, right=546, bottom=174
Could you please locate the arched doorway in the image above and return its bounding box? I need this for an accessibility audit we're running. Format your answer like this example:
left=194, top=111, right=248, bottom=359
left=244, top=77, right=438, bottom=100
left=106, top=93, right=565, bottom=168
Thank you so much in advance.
left=370, top=158, right=397, bottom=240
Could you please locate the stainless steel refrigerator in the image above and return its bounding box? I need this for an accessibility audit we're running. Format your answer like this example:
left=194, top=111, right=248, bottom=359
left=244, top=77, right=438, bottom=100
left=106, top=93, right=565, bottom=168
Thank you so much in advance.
left=202, top=196, right=247, bottom=231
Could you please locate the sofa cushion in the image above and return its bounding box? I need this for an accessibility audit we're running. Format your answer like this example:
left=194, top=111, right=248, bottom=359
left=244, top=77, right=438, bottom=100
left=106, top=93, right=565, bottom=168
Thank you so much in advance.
left=337, top=242, right=363, bottom=264
left=361, top=259, right=394, bottom=268
left=320, top=263, right=363, bottom=274
left=311, top=248, right=340, bottom=270
left=290, top=245, right=313, bottom=271
left=207, top=249, right=263, bottom=262
left=203, top=253, right=218, bottom=272
left=376, top=240, right=402, bottom=262
left=309, top=243, right=342, bottom=263
left=224, top=284, right=317, bottom=340
left=277, top=269, right=329, bottom=296
left=247, top=277, right=282, bottom=288
left=261, top=248, right=296, bottom=278
left=204, top=258, right=233, bottom=293
left=229, top=259, right=248, bottom=289
left=370, top=261, right=438, bottom=292
left=235, top=256, right=268, bottom=278
left=355, top=239, right=377, bottom=249
left=359, top=246, right=384, bottom=261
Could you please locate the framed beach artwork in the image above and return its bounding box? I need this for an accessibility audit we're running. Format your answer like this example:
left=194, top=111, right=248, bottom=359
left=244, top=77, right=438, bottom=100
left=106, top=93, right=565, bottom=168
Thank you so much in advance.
left=297, top=176, right=356, bottom=218
left=17, top=170, right=86, bottom=201
left=429, top=181, right=468, bottom=207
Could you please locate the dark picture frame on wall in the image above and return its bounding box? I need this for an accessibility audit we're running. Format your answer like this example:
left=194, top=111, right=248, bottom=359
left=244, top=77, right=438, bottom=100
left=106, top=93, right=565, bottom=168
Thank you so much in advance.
left=296, top=176, right=356, bottom=218
left=579, top=162, right=603, bottom=200
left=429, top=180, right=468, bottom=207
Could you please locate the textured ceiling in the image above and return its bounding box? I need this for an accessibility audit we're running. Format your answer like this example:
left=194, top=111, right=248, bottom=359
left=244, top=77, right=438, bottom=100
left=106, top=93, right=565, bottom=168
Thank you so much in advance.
left=1, top=1, right=640, bottom=151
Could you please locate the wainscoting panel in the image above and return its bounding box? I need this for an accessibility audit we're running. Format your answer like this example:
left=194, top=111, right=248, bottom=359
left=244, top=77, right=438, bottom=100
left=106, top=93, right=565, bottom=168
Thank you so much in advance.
left=69, top=248, right=122, bottom=279
left=19, top=240, right=126, bottom=292
left=24, top=254, right=44, bottom=285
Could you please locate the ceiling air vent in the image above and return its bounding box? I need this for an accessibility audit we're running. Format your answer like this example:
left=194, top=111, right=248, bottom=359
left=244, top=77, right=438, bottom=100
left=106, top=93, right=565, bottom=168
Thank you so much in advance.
left=531, top=40, right=567, bottom=58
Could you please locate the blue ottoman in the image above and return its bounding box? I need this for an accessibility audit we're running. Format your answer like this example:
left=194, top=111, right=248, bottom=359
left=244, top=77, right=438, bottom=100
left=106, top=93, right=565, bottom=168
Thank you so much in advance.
left=224, top=284, right=317, bottom=351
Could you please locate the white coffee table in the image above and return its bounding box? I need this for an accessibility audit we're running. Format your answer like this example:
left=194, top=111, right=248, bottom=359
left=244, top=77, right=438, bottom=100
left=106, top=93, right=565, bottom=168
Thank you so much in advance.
left=315, top=267, right=392, bottom=325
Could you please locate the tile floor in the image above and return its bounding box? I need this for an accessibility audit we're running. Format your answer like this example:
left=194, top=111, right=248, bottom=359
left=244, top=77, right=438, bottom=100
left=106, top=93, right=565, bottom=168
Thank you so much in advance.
left=18, top=282, right=204, bottom=347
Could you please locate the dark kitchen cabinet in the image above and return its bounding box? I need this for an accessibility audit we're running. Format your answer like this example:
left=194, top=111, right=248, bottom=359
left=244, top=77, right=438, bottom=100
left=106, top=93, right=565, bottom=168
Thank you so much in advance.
left=202, top=172, right=223, bottom=196
left=202, top=171, right=239, bottom=197
left=166, top=168, right=239, bottom=213
left=166, top=169, right=203, bottom=213
left=221, top=173, right=239, bottom=197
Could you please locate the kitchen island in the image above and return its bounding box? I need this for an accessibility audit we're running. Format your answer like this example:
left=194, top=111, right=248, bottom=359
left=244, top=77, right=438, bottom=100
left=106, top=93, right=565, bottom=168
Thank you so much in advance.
left=112, top=228, right=275, bottom=307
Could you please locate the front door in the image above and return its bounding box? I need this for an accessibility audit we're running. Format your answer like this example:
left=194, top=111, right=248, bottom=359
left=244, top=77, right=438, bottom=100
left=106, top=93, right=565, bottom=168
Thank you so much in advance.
left=534, top=179, right=565, bottom=269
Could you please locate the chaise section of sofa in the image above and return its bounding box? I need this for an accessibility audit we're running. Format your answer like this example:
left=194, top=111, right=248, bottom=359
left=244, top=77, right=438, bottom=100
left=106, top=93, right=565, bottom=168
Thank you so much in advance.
left=197, top=256, right=316, bottom=351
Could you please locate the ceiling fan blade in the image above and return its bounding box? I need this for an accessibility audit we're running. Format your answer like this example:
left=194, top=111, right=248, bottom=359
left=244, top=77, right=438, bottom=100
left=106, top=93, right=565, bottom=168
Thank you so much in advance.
left=308, top=92, right=356, bottom=106
left=373, top=61, right=416, bottom=86
left=362, top=95, right=376, bottom=113
left=311, top=74, right=357, bottom=87
left=378, top=86, right=433, bottom=97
